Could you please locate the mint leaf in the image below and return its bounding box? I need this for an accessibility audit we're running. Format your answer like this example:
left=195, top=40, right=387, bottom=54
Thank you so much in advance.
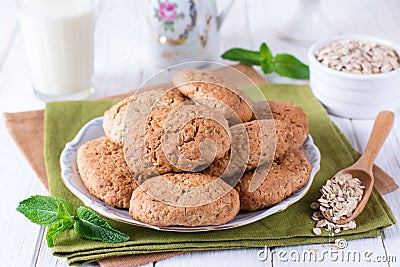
left=17, top=195, right=74, bottom=226
left=261, top=59, right=273, bottom=74
left=221, top=48, right=263, bottom=66
left=259, top=43, right=272, bottom=60
left=18, top=196, right=130, bottom=247
left=46, top=219, right=74, bottom=247
left=57, top=203, right=74, bottom=221
left=271, top=54, right=310, bottom=80
left=74, top=207, right=129, bottom=243
left=221, top=42, right=310, bottom=80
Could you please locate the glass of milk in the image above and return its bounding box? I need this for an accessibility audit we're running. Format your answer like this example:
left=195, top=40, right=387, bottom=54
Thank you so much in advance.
left=17, top=0, right=95, bottom=101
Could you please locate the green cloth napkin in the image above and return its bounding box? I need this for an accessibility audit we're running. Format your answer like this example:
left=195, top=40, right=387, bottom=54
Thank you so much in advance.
left=44, top=84, right=395, bottom=265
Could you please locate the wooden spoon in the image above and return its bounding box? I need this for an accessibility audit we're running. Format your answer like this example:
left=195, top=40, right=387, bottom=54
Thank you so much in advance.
left=323, top=111, right=394, bottom=224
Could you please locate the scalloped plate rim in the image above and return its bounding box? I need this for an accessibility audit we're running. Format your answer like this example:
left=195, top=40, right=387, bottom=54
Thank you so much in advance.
left=60, top=116, right=321, bottom=232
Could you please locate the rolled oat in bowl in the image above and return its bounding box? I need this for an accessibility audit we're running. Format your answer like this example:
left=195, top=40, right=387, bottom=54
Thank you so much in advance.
left=315, top=40, right=400, bottom=74
left=308, top=35, right=400, bottom=118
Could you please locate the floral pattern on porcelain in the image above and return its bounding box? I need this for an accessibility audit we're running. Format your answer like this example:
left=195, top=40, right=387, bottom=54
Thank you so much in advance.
left=147, top=0, right=234, bottom=67
left=154, top=1, right=184, bottom=32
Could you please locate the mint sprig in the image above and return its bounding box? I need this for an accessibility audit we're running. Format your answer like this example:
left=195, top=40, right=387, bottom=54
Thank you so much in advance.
left=221, top=43, right=310, bottom=80
left=74, top=207, right=130, bottom=243
left=17, top=195, right=130, bottom=247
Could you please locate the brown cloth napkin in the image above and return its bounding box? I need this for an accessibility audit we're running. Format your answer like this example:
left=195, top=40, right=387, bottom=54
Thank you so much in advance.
left=3, top=64, right=398, bottom=267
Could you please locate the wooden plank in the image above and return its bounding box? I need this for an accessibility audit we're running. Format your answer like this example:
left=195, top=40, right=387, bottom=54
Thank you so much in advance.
left=0, top=120, right=47, bottom=266
left=0, top=33, right=44, bottom=112
left=156, top=249, right=268, bottom=267
left=0, top=10, right=48, bottom=265
left=35, top=233, right=70, bottom=267
left=351, top=118, right=400, bottom=266
left=271, top=237, right=389, bottom=266
left=0, top=0, right=18, bottom=69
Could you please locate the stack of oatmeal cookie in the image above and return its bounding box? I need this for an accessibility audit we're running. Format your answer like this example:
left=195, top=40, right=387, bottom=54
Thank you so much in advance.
left=77, top=69, right=312, bottom=227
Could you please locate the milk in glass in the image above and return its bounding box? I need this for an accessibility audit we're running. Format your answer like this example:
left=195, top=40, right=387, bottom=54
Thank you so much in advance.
left=17, top=0, right=94, bottom=100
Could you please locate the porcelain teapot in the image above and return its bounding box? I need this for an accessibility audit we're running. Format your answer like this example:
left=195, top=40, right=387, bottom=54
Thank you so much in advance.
left=146, top=0, right=234, bottom=68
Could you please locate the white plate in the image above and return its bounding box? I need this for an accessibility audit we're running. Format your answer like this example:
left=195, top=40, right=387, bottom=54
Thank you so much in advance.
left=60, top=117, right=321, bottom=232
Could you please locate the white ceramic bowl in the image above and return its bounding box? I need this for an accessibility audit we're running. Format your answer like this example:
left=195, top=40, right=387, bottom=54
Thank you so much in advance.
left=308, top=35, right=400, bottom=119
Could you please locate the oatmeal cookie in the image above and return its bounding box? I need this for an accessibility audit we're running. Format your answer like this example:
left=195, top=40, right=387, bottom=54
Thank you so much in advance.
left=173, top=69, right=254, bottom=123
left=129, top=173, right=240, bottom=226
left=235, top=149, right=312, bottom=211
left=77, top=136, right=138, bottom=209
left=124, top=105, right=230, bottom=181
left=103, top=88, right=188, bottom=145
left=204, top=119, right=294, bottom=178
left=253, top=101, right=309, bottom=147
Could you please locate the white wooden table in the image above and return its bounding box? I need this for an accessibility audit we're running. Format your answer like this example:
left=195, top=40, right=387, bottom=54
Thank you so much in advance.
left=1, top=0, right=399, bottom=266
